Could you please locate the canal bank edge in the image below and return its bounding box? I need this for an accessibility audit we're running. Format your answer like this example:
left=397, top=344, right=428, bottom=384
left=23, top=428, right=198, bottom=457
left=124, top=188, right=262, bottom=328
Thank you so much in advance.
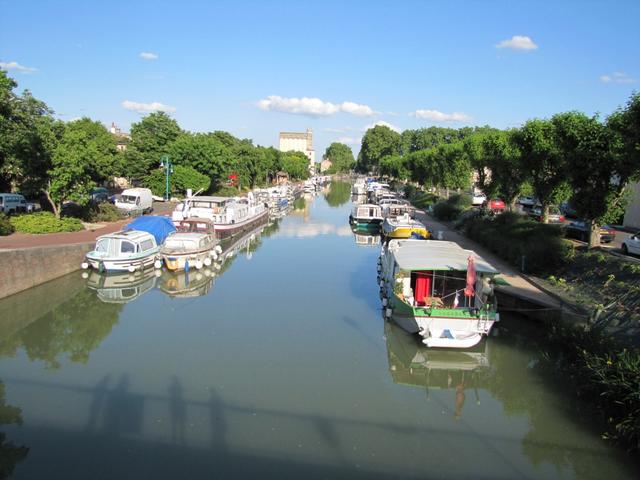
left=0, top=243, right=92, bottom=299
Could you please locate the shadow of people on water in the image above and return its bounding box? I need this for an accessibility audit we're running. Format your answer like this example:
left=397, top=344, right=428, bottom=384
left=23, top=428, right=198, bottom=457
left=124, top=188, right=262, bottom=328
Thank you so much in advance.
left=168, top=376, right=186, bottom=445
left=85, top=374, right=110, bottom=433
left=208, top=388, right=227, bottom=454
left=104, top=374, right=144, bottom=437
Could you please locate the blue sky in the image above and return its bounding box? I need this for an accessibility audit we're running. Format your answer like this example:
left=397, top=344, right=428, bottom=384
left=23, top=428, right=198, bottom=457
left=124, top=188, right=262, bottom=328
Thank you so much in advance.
left=1, top=0, right=638, bottom=156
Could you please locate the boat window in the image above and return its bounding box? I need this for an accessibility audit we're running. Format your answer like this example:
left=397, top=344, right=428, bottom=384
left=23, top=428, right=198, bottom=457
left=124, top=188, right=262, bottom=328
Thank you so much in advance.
left=95, top=239, right=109, bottom=252
left=120, top=241, right=136, bottom=253
left=140, top=239, right=155, bottom=251
left=121, top=288, right=137, bottom=299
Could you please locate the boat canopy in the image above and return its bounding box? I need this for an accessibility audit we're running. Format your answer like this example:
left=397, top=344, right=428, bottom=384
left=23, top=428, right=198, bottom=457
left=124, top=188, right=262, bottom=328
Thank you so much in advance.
left=125, top=216, right=176, bottom=245
left=390, top=240, right=499, bottom=273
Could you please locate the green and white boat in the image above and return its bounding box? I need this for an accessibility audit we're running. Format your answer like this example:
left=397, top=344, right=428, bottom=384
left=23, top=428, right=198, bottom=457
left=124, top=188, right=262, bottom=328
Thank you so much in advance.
left=379, top=239, right=500, bottom=349
left=349, top=203, right=383, bottom=229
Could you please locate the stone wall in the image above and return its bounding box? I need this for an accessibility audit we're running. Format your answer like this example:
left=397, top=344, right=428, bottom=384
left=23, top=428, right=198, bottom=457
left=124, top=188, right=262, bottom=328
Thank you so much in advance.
left=0, top=243, right=92, bottom=299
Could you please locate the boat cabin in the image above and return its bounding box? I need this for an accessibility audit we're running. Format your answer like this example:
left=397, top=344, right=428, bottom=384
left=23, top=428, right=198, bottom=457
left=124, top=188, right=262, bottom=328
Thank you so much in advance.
left=388, top=240, right=499, bottom=310
left=93, top=230, right=158, bottom=257
left=351, top=203, right=383, bottom=223
left=172, top=196, right=236, bottom=223
left=174, top=218, right=216, bottom=235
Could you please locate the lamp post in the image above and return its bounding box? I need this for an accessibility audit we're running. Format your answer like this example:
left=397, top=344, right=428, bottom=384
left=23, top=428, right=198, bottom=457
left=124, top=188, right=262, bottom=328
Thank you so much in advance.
left=160, top=155, right=173, bottom=201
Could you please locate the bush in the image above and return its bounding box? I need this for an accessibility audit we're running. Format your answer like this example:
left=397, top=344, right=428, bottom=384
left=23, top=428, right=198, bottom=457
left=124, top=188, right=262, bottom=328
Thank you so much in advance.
left=0, top=213, right=15, bottom=236
left=89, top=203, right=122, bottom=222
left=10, top=212, right=84, bottom=234
left=213, top=186, right=241, bottom=197
left=459, top=211, right=571, bottom=273
left=143, top=165, right=211, bottom=198
left=432, top=194, right=473, bottom=221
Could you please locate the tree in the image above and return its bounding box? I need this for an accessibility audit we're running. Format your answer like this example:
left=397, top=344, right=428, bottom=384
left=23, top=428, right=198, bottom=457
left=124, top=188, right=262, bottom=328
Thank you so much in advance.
left=324, top=142, right=355, bottom=173
left=435, top=141, right=471, bottom=192
left=462, top=131, right=492, bottom=195
left=513, top=119, right=569, bottom=223
left=281, top=151, right=310, bottom=180
left=483, top=130, right=525, bottom=208
left=124, top=112, right=181, bottom=179
left=357, top=125, right=401, bottom=173
left=168, top=132, right=231, bottom=189
left=379, top=154, right=410, bottom=180
left=143, top=165, right=210, bottom=197
left=554, top=110, right=637, bottom=247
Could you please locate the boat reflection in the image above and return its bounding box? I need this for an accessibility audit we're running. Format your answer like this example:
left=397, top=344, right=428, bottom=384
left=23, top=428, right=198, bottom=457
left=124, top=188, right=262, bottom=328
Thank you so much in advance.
left=158, top=269, right=215, bottom=298
left=351, top=227, right=381, bottom=247
left=385, top=322, right=491, bottom=419
left=84, top=269, right=157, bottom=304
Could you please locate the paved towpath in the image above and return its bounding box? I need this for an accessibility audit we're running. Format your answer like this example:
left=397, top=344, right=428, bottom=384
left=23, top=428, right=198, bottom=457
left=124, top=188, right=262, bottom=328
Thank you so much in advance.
left=414, top=210, right=563, bottom=310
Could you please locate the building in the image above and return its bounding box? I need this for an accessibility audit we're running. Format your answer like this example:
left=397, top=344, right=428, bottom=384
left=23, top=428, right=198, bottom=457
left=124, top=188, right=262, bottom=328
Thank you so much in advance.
left=279, top=129, right=315, bottom=169
left=110, top=122, right=131, bottom=152
left=320, top=158, right=332, bottom=173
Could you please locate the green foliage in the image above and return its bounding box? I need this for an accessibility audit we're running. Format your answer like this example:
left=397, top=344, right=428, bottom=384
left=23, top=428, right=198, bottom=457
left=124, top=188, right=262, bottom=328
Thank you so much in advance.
left=483, top=130, right=526, bottom=206
left=404, top=184, right=439, bottom=209
left=168, top=132, right=230, bottom=187
left=213, top=185, right=241, bottom=197
left=89, top=203, right=122, bottom=222
left=459, top=211, right=572, bottom=273
left=124, top=112, right=182, bottom=179
left=10, top=212, right=84, bottom=234
left=379, top=154, right=410, bottom=180
left=0, top=213, right=15, bottom=235
left=281, top=151, right=310, bottom=180
left=143, top=164, right=211, bottom=197
left=324, top=142, right=355, bottom=173
left=357, top=125, right=401, bottom=173
left=432, top=194, right=472, bottom=221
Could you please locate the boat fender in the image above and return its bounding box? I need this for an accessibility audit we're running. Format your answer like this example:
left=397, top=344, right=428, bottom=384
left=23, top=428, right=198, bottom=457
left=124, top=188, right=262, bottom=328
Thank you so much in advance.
left=204, top=256, right=212, bottom=266
left=385, top=308, right=393, bottom=318
left=154, top=260, right=162, bottom=269
left=185, top=260, right=190, bottom=273
left=154, top=269, right=162, bottom=277
left=81, top=272, right=89, bottom=279
left=212, top=252, right=218, bottom=260
left=128, top=265, right=136, bottom=273
left=195, top=260, right=203, bottom=270
left=379, top=280, right=384, bottom=288
left=495, top=313, right=500, bottom=322
left=215, top=245, right=222, bottom=254
left=382, top=298, right=388, bottom=307
left=81, top=262, right=89, bottom=270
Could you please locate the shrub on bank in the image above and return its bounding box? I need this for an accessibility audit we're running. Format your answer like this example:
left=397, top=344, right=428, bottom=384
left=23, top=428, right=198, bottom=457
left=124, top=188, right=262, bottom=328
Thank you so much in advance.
left=214, top=186, right=242, bottom=197
left=10, top=212, right=84, bottom=234
left=89, top=203, right=122, bottom=222
left=404, top=185, right=440, bottom=210
left=541, top=324, right=640, bottom=452
left=459, top=211, right=572, bottom=273
left=0, top=213, right=15, bottom=236
left=432, top=194, right=473, bottom=221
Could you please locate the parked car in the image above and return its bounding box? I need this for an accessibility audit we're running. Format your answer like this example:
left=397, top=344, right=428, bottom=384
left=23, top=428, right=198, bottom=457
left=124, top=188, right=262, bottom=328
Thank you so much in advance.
left=471, top=192, right=486, bottom=206
left=559, top=201, right=578, bottom=220
left=90, top=187, right=110, bottom=204
left=483, top=199, right=506, bottom=212
left=565, top=220, right=616, bottom=243
left=518, top=196, right=538, bottom=208
left=621, top=232, right=640, bottom=256
left=528, top=206, right=565, bottom=224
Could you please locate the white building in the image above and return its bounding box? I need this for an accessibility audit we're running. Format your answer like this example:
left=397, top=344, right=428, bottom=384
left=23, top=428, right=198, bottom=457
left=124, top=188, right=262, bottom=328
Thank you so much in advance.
left=279, top=129, right=315, bottom=169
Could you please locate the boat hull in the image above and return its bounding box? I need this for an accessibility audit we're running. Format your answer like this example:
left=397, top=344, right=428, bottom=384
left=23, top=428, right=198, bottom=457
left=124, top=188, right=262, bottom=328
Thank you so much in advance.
left=161, top=249, right=214, bottom=271
left=214, top=209, right=269, bottom=239
left=85, top=249, right=159, bottom=273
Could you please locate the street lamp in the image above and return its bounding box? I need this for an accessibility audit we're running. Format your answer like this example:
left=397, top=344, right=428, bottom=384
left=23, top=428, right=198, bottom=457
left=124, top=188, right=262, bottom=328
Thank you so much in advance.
left=159, top=155, right=173, bottom=201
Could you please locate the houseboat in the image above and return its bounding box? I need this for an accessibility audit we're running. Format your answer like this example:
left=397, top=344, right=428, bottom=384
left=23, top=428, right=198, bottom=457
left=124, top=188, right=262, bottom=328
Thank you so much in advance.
left=379, top=239, right=500, bottom=348
left=172, top=192, right=269, bottom=239
left=82, top=216, right=175, bottom=273
left=157, top=218, right=221, bottom=271
left=349, top=203, right=383, bottom=229
left=382, top=214, right=429, bottom=239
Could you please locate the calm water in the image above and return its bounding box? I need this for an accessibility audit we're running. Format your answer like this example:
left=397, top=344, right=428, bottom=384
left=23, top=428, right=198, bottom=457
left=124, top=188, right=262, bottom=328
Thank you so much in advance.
left=0, top=183, right=638, bottom=479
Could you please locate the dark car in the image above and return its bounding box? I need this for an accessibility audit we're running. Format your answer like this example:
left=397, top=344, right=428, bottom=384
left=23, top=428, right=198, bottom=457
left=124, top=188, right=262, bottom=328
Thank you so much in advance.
left=528, top=206, right=565, bottom=224
left=90, top=187, right=110, bottom=204
left=565, top=219, right=616, bottom=243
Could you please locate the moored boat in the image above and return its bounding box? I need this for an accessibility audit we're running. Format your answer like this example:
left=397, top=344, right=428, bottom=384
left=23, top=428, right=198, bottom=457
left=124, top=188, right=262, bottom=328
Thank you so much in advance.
left=379, top=239, right=500, bottom=348
left=382, top=213, right=429, bottom=239
left=158, top=218, right=221, bottom=271
left=82, top=216, right=176, bottom=273
left=349, top=203, right=383, bottom=229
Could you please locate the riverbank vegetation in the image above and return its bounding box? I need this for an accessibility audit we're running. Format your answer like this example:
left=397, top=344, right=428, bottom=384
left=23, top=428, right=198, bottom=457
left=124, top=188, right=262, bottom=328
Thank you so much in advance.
left=0, top=71, right=312, bottom=220
left=9, top=212, right=84, bottom=234
left=361, top=92, right=640, bottom=247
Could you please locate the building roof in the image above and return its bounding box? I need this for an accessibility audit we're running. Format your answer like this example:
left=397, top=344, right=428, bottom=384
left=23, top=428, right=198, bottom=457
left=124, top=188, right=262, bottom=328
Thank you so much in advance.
left=389, top=240, right=499, bottom=273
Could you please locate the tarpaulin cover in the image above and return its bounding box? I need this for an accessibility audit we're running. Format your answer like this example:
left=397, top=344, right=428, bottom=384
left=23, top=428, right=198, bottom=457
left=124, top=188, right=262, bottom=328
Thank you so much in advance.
left=125, top=216, right=176, bottom=245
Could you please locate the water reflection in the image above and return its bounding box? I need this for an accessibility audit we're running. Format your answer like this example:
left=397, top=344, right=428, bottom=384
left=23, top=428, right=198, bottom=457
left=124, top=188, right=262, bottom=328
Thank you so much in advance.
left=0, top=276, right=122, bottom=369
left=385, top=321, right=489, bottom=421
left=0, top=381, right=29, bottom=478
left=351, top=229, right=381, bottom=247
left=323, top=180, right=351, bottom=207
left=85, top=269, right=157, bottom=304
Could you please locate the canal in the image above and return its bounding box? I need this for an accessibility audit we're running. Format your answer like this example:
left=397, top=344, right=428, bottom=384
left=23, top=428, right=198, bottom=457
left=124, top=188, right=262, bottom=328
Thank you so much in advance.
left=0, top=182, right=638, bottom=479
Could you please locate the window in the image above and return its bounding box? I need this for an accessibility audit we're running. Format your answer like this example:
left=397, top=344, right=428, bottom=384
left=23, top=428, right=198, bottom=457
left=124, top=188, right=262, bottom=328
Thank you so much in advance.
left=120, top=241, right=136, bottom=253
left=140, top=239, right=155, bottom=251
left=95, top=239, right=109, bottom=252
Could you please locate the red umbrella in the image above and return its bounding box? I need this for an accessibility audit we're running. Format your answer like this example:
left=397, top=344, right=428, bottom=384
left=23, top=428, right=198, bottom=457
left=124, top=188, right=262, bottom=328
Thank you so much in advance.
left=464, top=255, right=476, bottom=297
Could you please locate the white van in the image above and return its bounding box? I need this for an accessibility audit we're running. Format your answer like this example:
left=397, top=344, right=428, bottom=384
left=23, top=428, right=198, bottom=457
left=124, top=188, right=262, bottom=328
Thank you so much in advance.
left=115, top=188, right=153, bottom=214
left=0, top=193, right=27, bottom=214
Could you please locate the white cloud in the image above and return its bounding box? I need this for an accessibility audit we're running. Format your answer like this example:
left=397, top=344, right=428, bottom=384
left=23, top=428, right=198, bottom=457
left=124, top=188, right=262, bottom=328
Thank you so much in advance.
left=338, top=136, right=361, bottom=145
left=495, top=35, right=538, bottom=51
left=257, top=95, right=376, bottom=117
left=0, top=61, right=37, bottom=73
left=122, top=100, right=176, bottom=113
left=600, top=72, right=636, bottom=84
left=362, top=120, right=401, bottom=132
left=139, top=52, right=159, bottom=60
left=411, top=109, right=472, bottom=123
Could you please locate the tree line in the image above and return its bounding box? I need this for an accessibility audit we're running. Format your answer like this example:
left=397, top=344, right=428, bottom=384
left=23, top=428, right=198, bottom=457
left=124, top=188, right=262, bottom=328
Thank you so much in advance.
left=0, top=71, right=311, bottom=217
left=356, top=93, right=640, bottom=246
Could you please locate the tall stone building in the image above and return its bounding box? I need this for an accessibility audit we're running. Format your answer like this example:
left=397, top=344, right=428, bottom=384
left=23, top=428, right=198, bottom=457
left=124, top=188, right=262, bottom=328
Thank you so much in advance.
left=279, top=129, right=315, bottom=169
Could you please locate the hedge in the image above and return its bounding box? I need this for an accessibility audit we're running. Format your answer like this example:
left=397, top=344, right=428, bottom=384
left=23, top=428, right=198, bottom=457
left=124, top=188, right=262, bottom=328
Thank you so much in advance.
left=10, top=212, right=84, bottom=234
left=0, top=214, right=14, bottom=236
